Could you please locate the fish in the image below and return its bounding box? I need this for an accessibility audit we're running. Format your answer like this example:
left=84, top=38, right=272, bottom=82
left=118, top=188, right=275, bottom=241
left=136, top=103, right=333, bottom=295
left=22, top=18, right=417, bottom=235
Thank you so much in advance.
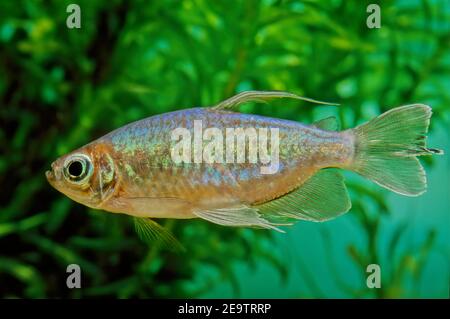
left=46, top=90, right=443, bottom=249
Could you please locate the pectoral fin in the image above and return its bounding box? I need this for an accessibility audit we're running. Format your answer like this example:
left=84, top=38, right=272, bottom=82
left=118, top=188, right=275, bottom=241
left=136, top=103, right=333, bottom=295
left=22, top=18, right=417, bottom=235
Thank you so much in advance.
left=212, top=90, right=339, bottom=111
left=255, top=169, right=351, bottom=222
left=193, top=205, right=288, bottom=232
left=133, top=217, right=185, bottom=252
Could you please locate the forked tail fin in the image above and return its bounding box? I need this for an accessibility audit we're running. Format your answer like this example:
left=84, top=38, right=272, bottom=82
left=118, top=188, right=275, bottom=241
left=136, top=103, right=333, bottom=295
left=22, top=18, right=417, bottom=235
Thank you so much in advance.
left=349, top=104, right=443, bottom=196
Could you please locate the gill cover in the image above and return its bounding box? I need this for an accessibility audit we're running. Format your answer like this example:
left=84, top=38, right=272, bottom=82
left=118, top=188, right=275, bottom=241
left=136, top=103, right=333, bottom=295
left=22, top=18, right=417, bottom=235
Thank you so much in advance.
left=91, top=151, right=117, bottom=203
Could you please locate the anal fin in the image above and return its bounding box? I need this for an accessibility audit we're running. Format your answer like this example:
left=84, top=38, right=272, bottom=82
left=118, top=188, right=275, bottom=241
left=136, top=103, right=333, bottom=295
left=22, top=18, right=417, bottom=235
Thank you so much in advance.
left=254, top=169, right=351, bottom=222
left=192, top=169, right=350, bottom=231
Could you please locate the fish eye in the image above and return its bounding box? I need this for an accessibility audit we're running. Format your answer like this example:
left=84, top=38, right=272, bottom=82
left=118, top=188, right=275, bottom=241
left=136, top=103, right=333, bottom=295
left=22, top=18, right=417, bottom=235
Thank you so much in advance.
left=63, top=154, right=93, bottom=184
left=68, top=160, right=84, bottom=177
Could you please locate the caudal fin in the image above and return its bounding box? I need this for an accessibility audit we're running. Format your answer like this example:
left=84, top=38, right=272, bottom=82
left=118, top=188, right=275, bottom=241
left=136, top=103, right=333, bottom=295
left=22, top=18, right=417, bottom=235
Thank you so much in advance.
left=350, top=104, right=443, bottom=196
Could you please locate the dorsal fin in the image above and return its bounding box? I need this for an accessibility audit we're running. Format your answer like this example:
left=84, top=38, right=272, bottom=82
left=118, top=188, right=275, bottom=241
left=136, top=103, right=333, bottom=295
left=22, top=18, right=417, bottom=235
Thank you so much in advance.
left=212, top=90, right=339, bottom=111
left=254, top=169, right=351, bottom=222
left=312, top=116, right=339, bottom=131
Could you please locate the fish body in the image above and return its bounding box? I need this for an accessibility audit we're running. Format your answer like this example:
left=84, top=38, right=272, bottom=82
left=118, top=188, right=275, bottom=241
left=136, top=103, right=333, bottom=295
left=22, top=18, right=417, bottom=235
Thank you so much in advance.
left=66, top=108, right=353, bottom=218
left=46, top=91, right=442, bottom=236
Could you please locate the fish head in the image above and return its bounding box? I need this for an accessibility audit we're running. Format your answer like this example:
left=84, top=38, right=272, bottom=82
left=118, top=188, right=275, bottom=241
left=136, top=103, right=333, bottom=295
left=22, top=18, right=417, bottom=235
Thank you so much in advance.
left=46, top=142, right=118, bottom=209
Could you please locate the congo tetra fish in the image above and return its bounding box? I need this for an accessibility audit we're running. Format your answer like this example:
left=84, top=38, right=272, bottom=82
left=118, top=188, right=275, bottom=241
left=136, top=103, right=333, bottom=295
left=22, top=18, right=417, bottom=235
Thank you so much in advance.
left=46, top=91, right=443, bottom=248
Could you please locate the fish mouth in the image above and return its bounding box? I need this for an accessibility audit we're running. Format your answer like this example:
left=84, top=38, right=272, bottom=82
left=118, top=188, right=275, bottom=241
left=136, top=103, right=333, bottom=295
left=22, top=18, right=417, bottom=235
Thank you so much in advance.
left=46, top=162, right=57, bottom=184
left=45, top=170, right=55, bottom=183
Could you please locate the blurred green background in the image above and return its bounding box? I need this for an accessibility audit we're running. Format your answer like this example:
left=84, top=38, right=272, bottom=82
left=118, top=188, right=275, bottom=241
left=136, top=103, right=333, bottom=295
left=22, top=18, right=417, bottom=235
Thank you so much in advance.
left=0, top=0, right=449, bottom=298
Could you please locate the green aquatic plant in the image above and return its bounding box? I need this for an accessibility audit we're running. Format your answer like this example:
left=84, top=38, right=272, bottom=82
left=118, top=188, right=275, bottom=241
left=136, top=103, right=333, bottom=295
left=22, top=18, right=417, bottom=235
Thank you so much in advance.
left=0, top=0, right=448, bottom=298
